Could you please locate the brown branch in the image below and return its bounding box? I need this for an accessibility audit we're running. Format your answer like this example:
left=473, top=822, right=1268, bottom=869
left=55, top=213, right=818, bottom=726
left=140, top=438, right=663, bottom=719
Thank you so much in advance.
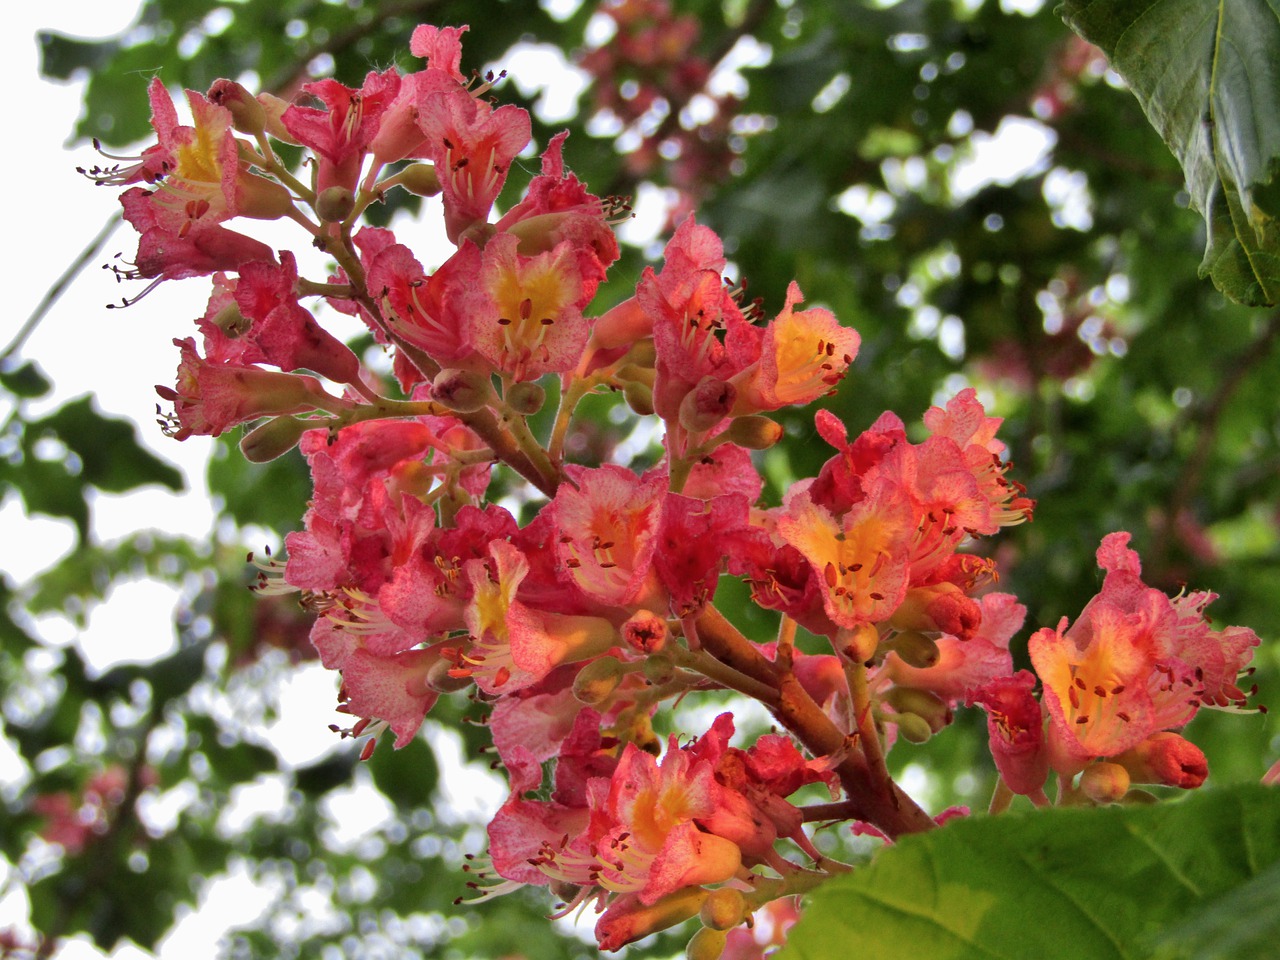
left=696, top=604, right=936, bottom=838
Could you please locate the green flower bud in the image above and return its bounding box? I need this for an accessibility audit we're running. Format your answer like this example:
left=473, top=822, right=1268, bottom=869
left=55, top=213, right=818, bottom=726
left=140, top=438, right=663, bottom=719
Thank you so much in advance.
left=894, top=711, right=935, bottom=744
left=432, top=368, right=492, bottom=413
left=623, top=380, right=655, bottom=416
left=699, top=887, right=747, bottom=931
left=397, top=162, right=442, bottom=196
left=1080, top=761, right=1131, bottom=804
left=722, top=415, right=783, bottom=450
left=506, top=380, right=546, bottom=416
left=239, top=415, right=308, bottom=463
left=885, top=687, right=952, bottom=732
left=687, top=926, right=728, bottom=960
left=316, top=186, right=356, bottom=223
left=572, top=656, right=625, bottom=705
left=885, top=630, right=941, bottom=669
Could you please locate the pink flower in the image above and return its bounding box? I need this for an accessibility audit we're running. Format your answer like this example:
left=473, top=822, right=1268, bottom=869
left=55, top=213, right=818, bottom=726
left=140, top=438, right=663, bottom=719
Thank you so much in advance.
left=1029, top=533, right=1259, bottom=776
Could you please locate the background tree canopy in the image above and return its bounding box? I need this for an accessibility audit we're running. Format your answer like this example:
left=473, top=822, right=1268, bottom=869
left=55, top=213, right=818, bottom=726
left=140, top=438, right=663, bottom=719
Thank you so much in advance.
left=3, top=0, right=1279, bottom=957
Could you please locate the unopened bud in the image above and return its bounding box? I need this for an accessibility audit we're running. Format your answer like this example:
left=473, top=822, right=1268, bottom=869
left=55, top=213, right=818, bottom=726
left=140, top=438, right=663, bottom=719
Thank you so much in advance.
left=506, top=380, right=546, bottom=416
left=1113, top=732, right=1208, bottom=789
left=573, top=656, right=625, bottom=705
left=208, top=79, right=266, bottom=135
left=623, top=380, right=655, bottom=416
left=894, top=711, right=934, bottom=744
left=886, top=687, right=952, bottom=733
left=687, top=926, right=727, bottom=960
left=432, top=368, right=491, bottom=413
left=316, top=186, right=356, bottom=223
left=679, top=377, right=736, bottom=433
left=595, top=888, right=709, bottom=952
left=699, top=887, right=747, bottom=931
left=722, top=415, right=783, bottom=450
left=885, top=630, right=941, bottom=669
left=837, top=623, right=879, bottom=663
left=1080, top=761, right=1131, bottom=803
left=239, top=415, right=308, bottom=463
left=615, top=363, right=656, bottom=388
left=397, top=162, right=442, bottom=196
left=623, top=610, right=668, bottom=655
left=237, top=172, right=296, bottom=221
left=256, top=92, right=298, bottom=144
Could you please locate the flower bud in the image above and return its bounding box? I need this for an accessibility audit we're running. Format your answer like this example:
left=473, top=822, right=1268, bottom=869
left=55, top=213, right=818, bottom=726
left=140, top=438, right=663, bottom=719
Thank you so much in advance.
left=595, top=888, right=709, bottom=953
left=239, top=415, right=309, bottom=462
left=397, top=162, right=442, bottom=197
left=893, top=711, right=935, bottom=744
left=432, top=368, right=492, bottom=413
left=722, top=415, right=783, bottom=450
left=1113, top=732, right=1208, bottom=789
left=699, top=887, right=747, bottom=931
left=886, top=687, right=952, bottom=733
left=623, top=610, right=668, bottom=655
left=573, top=656, right=625, bottom=705
left=687, top=926, right=728, bottom=960
left=208, top=79, right=267, bottom=135
left=256, top=92, right=299, bottom=144
left=679, top=377, right=736, bottom=433
left=615, top=363, right=656, bottom=388
left=884, top=630, right=941, bottom=669
left=506, top=380, right=546, bottom=416
left=316, top=186, right=356, bottom=223
left=837, top=623, right=880, bottom=663
left=236, top=172, right=296, bottom=221
left=623, top=380, right=655, bottom=416
left=1080, top=761, right=1131, bottom=804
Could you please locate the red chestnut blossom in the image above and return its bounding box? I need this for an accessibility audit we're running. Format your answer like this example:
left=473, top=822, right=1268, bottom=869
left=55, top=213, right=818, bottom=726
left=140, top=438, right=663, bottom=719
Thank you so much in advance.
left=553, top=464, right=666, bottom=610
left=1029, top=533, right=1259, bottom=776
left=157, top=338, right=337, bottom=440
left=417, top=85, right=532, bottom=242
left=282, top=71, right=401, bottom=194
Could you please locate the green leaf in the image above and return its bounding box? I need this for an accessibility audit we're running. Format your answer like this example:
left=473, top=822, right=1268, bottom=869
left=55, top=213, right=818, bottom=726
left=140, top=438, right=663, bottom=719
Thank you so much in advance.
left=34, top=395, right=184, bottom=495
left=779, top=785, right=1280, bottom=960
left=1057, top=0, right=1280, bottom=305
left=1150, top=858, right=1280, bottom=959
left=0, top=360, right=52, bottom=399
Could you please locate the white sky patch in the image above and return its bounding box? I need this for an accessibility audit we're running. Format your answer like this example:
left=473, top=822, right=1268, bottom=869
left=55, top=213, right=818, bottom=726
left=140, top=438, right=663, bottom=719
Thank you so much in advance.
left=154, top=860, right=284, bottom=960
left=495, top=43, right=590, bottom=123
left=617, top=182, right=676, bottom=251
left=950, top=115, right=1056, bottom=201
left=424, top=722, right=506, bottom=824
left=76, top=579, right=181, bottom=670
left=708, top=35, right=771, bottom=99
left=1043, top=166, right=1094, bottom=230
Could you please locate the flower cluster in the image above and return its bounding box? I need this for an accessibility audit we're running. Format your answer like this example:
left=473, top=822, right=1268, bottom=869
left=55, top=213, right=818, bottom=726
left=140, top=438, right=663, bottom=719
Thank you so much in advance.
left=91, top=19, right=1263, bottom=955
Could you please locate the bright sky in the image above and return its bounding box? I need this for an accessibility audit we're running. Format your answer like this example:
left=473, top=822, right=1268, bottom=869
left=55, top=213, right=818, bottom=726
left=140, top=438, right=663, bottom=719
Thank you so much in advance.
left=3, top=4, right=277, bottom=956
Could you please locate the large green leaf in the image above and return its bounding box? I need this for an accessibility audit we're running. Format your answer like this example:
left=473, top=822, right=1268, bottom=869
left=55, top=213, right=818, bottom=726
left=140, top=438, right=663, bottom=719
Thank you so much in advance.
left=1058, top=0, right=1280, bottom=305
left=780, top=785, right=1280, bottom=960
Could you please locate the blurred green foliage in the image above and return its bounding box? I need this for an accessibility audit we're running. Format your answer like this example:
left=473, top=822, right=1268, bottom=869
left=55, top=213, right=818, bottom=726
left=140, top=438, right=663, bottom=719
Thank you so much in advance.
left=2, top=0, right=1278, bottom=957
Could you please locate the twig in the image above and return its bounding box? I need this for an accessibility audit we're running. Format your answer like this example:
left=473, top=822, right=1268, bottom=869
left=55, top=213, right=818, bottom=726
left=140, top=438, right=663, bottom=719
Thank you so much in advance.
left=2, top=214, right=121, bottom=365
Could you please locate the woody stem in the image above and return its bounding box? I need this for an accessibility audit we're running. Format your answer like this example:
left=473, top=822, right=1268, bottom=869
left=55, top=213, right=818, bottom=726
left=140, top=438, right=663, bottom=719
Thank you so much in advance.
left=696, top=603, right=936, bottom=838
